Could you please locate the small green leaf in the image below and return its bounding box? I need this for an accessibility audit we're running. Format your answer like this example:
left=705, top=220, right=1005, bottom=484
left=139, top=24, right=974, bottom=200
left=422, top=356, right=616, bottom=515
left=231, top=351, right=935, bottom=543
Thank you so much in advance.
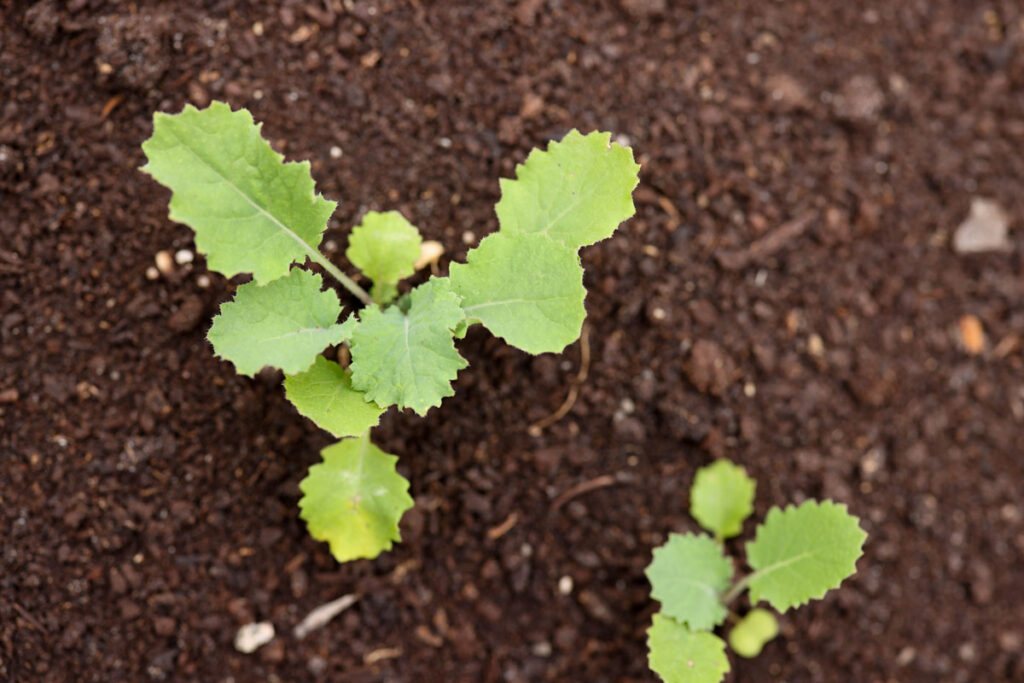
left=142, top=101, right=335, bottom=284
left=345, top=210, right=422, bottom=304
left=284, top=356, right=385, bottom=437
left=207, top=269, right=348, bottom=376
left=496, top=129, right=640, bottom=250
left=299, top=434, right=414, bottom=562
left=449, top=232, right=585, bottom=354
left=646, top=533, right=733, bottom=631
left=647, top=614, right=730, bottom=683
left=728, top=608, right=778, bottom=658
left=349, top=277, right=467, bottom=415
left=746, top=500, right=867, bottom=612
left=690, top=460, right=756, bottom=540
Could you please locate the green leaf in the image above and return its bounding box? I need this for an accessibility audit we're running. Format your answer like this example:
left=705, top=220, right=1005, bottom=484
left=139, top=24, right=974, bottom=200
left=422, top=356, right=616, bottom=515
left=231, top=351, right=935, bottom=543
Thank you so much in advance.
left=449, top=232, right=584, bottom=354
left=349, top=277, right=467, bottom=415
left=141, top=101, right=335, bottom=284
left=299, top=434, right=414, bottom=563
left=345, top=210, right=422, bottom=304
left=646, top=533, right=733, bottom=631
left=647, top=614, right=730, bottom=683
left=496, top=129, right=640, bottom=250
left=207, top=269, right=348, bottom=376
left=746, top=500, right=867, bottom=612
left=690, top=460, right=756, bottom=540
left=728, top=608, right=778, bottom=658
left=284, top=356, right=385, bottom=437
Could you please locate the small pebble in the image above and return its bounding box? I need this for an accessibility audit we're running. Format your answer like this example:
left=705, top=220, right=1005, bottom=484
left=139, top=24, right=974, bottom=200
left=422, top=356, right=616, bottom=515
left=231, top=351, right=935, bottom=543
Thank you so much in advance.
left=174, top=249, right=194, bottom=265
left=953, top=198, right=1011, bottom=253
left=414, top=240, right=445, bottom=270
left=196, top=274, right=211, bottom=289
left=329, top=146, right=343, bottom=159
left=557, top=575, right=573, bottom=595
left=462, top=230, right=476, bottom=245
left=155, top=250, right=174, bottom=275
left=145, top=266, right=160, bottom=280
left=531, top=641, right=553, bottom=657
left=234, top=621, right=275, bottom=654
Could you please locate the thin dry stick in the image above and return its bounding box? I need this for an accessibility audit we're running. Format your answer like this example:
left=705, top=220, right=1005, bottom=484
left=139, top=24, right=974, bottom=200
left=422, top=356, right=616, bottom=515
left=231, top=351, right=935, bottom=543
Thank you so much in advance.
left=528, top=323, right=591, bottom=435
left=550, top=474, right=619, bottom=511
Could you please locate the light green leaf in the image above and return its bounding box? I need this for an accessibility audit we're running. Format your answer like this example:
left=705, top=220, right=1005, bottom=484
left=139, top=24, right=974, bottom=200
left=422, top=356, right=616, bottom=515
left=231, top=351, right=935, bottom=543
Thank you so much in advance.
left=299, top=434, right=414, bottom=563
left=346, top=210, right=422, bottom=304
left=647, top=614, right=730, bottom=683
left=449, top=232, right=584, bottom=354
left=141, top=101, right=335, bottom=284
left=349, top=277, right=467, bottom=415
left=728, top=608, right=778, bottom=658
left=690, top=460, right=756, bottom=540
left=746, top=500, right=867, bottom=612
left=496, top=129, right=640, bottom=250
left=284, top=356, right=385, bottom=437
left=646, top=533, right=733, bottom=631
left=207, top=269, right=348, bottom=376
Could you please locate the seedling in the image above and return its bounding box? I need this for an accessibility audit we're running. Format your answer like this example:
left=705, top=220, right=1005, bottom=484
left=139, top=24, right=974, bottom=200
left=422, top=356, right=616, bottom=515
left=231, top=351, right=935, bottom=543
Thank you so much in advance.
left=141, top=102, right=640, bottom=562
left=646, top=460, right=866, bottom=682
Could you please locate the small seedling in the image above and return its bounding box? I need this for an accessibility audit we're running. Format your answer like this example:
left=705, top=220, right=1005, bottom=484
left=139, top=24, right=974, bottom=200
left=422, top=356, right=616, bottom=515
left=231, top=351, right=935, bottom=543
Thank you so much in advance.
left=645, top=460, right=866, bottom=682
left=141, top=102, right=640, bottom=562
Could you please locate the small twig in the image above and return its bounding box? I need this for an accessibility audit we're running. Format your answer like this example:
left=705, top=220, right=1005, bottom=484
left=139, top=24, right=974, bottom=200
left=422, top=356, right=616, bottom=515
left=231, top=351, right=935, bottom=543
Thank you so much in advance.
left=715, top=211, right=816, bottom=271
left=12, top=602, right=45, bottom=632
left=550, top=474, right=619, bottom=511
left=528, top=323, right=591, bottom=435
left=486, top=511, right=518, bottom=540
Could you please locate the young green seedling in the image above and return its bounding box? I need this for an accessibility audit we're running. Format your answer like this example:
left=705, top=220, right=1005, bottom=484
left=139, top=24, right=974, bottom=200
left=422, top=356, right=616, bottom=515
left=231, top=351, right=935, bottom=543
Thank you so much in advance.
left=645, top=460, right=866, bottom=682
left=141, top=101, right=640, bottom=563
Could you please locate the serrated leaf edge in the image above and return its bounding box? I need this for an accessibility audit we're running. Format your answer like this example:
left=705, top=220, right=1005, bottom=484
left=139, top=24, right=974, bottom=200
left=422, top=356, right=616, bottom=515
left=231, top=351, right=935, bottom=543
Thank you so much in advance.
left=745, top=500, right=867, bottom=612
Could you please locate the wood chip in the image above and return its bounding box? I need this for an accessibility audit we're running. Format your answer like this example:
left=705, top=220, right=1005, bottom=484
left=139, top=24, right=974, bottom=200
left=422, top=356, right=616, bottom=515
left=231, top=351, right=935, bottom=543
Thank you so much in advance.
left=293, top=593, right=360, bottom=639
left=959, top=315, right=985, bottom=355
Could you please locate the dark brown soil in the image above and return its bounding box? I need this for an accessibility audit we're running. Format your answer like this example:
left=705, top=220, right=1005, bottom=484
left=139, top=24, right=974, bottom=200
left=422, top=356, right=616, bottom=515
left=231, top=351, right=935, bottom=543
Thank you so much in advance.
left=2, top=1, right=1023, bottom=681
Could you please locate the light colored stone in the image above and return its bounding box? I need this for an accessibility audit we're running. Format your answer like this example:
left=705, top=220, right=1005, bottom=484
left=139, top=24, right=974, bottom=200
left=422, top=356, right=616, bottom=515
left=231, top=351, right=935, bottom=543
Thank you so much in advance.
left=954, top=198, right=1011, bottom=253
left=233, top=621, right=275, bottom=654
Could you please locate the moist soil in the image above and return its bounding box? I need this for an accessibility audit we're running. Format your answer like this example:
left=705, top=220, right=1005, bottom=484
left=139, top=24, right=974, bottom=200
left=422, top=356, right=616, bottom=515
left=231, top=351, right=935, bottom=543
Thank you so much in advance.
left=2, top=1, right=1023, bottom=681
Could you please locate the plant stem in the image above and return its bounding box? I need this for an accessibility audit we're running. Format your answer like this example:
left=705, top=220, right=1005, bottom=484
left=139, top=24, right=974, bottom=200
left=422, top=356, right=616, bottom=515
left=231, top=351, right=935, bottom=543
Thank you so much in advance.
left=722, top=573, right=755, bottom=606
left=306, top=248, right=373, bottom=306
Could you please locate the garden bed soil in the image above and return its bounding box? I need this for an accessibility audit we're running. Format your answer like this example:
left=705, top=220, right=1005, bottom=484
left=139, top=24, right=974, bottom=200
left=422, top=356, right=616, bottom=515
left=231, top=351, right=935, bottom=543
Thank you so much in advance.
left=2, top=1, right=1023, bottom=681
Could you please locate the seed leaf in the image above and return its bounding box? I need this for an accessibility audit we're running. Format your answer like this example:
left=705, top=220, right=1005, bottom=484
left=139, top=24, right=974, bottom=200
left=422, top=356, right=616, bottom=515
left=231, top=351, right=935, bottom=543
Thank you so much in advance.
left=142, top=101, right=335, bottom=284
left=450, top=232, right=585, bottom=354
left=349, top=277, right=467, bottom=415
left=207, top=269, right=348, bottom=376
left=690, top=460, right=756, bottom=539
left=728, top=608, right=779, bottom=658
left=299, top=434, right=414, bottom=562
left=647, top=614, right=730, bottom=683
left=346, top=210, right=422, bottom=304
left=746, top=500, right=867, bottom=611
left=284, top=356, right=385, bottom=437
left=646, top=533, right=733, bottom=631
left=496, top=129, right=640, bottom=250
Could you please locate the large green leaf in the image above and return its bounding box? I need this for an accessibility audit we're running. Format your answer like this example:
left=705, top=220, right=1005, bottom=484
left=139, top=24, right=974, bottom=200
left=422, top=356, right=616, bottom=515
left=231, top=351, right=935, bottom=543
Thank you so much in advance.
left=299, top=434, right=414, bottom=562
left=449, top=232, right=585, bottom=354
left=646, top=533, right=733, bottom=631
left=207, top=269, right=348, bottom=376
left=745, top=500, right=866, bottom=611
left=349, top=278, right=467, bottom=415
left=690, top=460, right=756, bottom=540
left=647, top=614, right=730, bottom=683
left=141, top=101, right=335, bottom=284
left=345, top=210, right=422, bottom=304
left=728, top=608, right=778, bottom=658
left=284, top=356, right=385, bottom=437
left=495, top=129, right=640, bottom=250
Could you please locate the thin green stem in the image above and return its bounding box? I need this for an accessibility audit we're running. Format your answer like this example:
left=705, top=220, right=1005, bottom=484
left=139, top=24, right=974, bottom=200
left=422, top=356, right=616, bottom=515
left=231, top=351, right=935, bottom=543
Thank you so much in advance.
left=306, top=248, right=373, bottom=306
left=722, top=573, right=755, bottom=606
